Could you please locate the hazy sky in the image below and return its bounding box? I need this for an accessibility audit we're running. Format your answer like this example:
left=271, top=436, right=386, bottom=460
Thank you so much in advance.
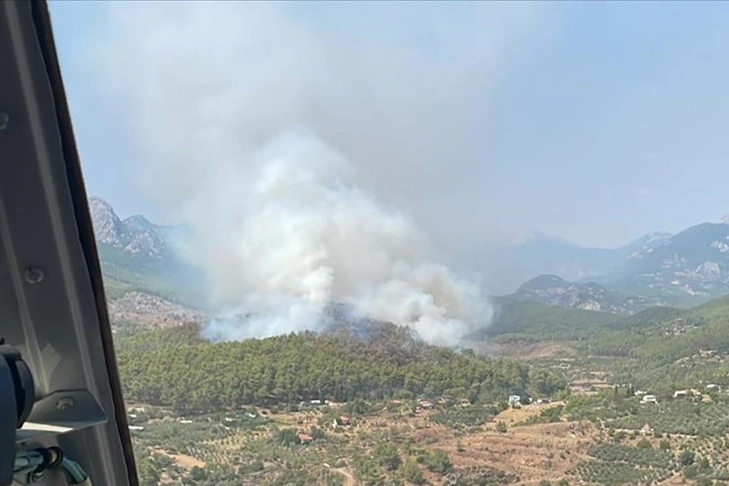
left=49, top=1, right=729, bottom=249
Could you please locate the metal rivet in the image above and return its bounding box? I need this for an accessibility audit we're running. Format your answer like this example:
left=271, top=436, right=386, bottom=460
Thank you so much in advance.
left=24, top=267, right=44, bottom=284
left=0, top=112, right=8, bottom=130
left=56, top=397, right=75, bottom=410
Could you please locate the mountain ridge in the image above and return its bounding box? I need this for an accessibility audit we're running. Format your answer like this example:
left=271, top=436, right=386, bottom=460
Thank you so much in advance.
left=498, top=222, right=729, bottom=309
left=490, top=230, right=672, bottom=294
left=89, top=196, right=206, bottom=330
left=89, top=195, right=729, bottom=324
left=509, top=274, right=651, bottom=314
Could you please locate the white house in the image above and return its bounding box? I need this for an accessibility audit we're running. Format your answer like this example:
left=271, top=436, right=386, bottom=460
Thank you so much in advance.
left=508, top=395, right=521, bottom=406
left=641, top=395, right=658, bottom=404
left=418, top=400, right=434, bottom=409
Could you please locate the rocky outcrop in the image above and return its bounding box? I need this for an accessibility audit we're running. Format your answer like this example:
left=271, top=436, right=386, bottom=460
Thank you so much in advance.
left=89, top=196, right=125, bottom=246
left=108, top=291, right=204, bottom=330
left=511, top=274, right=645, bottom=315
left=89, top=196, right=170, bottom=259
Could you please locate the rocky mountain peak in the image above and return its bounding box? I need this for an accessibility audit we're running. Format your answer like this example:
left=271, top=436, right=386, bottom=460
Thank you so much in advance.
left=89, top=196, right=124, bottom=246
left=88, top=196, right=169, bottom=259
left=511, top=274, right=647, bottom=315
left=123, top=215, right=156, bottom=231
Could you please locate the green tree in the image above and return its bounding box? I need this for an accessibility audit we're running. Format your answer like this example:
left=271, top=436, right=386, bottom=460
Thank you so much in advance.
left=189, top=466, right=207, bottom=482
left=136, top=460, right=160, bottom=486
left=613, top=431, right=627, bottom=442
left=374, top=443, right=402, bottom=471
left=277, top=428, right=301, bottom=447
left=636, top=438, right=652, bottom=449
left=683, top=465, right=697, bottom=479
left=311, top=426, right=327, bottom=441
left=115, top=322, right=564, bottom=414
left=401, top=459, right=424, bottom=485
left=425, top=449, right=452, bottom=475
left=679, top=450, right=695, bottom=466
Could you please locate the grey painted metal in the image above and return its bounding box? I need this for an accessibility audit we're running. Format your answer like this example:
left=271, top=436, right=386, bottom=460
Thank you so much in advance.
left=0, top=1, right=134, bottom=485
left=0, top=354, right=15, bottom=484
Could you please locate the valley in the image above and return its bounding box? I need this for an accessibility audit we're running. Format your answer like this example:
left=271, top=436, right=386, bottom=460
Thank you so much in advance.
left=90, top=197, right=729, bottom=485
left=114, top=293, right=729, bottom=486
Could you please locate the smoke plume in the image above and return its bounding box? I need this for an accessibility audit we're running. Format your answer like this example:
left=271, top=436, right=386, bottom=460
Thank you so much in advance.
left=91, top=2, right=546, bottom=345
left=194, top=129, right=489, bottom=345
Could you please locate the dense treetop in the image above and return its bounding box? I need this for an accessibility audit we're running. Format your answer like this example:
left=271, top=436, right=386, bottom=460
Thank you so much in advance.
left=116, top=322, right=568, bottom=413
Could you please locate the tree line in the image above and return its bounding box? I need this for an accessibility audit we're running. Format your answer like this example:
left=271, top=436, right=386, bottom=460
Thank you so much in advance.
left=116, top=322, right=568, bottom=413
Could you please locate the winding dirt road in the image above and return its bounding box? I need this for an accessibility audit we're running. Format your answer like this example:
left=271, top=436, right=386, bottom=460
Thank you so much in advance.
left=324, top=462, right=355, bottom=486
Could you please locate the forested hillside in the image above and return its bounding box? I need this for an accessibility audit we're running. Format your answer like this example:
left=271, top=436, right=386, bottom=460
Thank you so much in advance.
left=488, top=293, right=729, bottom=399
left=116, top=323, right=568, bottom=414
left=485, top=298, right=620, bottom=342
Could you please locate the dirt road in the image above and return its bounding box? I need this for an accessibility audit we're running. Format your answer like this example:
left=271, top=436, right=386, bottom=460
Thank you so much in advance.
left=324, top=462, right=355, bottom=486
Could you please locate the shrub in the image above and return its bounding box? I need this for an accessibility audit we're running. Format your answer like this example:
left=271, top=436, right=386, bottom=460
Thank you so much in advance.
left=373, top=443, right=401, bottom=471
left=679, top=450, right=695, bottom=466
left=683, top=465, right=697, bottom=479
left=636, top=438, right=652, bottom=450
left=401, top=459, right=424, bottom=484
left=424, top=449, right=452, bottom=475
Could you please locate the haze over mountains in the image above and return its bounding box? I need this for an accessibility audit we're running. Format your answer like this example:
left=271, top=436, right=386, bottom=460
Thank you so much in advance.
left=89, top=196, right=729, bottom=333
left=491, top=231, right=672, bottom=294
left=500, top=221, right=729, bottom=311
left=89, top=196, right=205, bottom=330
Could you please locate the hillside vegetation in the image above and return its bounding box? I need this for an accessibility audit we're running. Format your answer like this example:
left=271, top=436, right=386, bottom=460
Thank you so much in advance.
left=488, top=294, right=729, bottom=398
left=116, top=322, right=568, bottom=414
left=485, top=298, right=620, bottom=342
left=99, top=244, right=205, bottom=309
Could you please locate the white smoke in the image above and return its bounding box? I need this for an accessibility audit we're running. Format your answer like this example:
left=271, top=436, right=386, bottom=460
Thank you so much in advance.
left=91, top=2, right=548, bottom=345
left=191, top=129, right=490, bottom=345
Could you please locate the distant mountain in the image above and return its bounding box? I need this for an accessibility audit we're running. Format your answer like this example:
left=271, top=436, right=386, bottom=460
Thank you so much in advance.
left=491, top=231, right=671, bottom=293
left=91, top=194, right=729, bottom=327
left=510, top=274, right=650, bottom=314
left=89, top=196, right=170, bottom=259
left=89, top=196, right=205, bottom=312
left=621, top=232, right=674, bottom=256
left=483, top=298, right=620, bottom=341
left=498, top=222, right=729, bottom=308
left=599, top=223, right=729, bottom=306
